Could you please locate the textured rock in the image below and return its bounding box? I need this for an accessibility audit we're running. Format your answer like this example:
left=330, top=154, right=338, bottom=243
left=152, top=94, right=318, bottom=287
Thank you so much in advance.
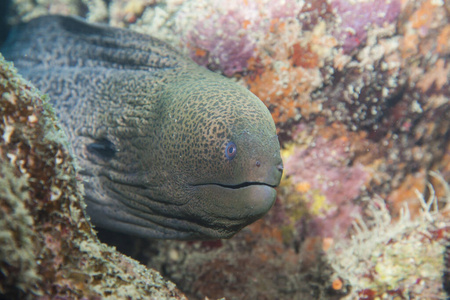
left=0, top=54, right=186, bottom=300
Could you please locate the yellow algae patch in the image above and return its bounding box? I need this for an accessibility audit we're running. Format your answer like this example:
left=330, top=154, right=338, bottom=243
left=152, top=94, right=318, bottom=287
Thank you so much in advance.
left=311, top=191, right=328, bottom=216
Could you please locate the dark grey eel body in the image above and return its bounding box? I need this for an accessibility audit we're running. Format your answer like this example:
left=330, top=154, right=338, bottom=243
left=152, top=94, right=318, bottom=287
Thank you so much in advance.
left=1, top=15, right=283, bottom=240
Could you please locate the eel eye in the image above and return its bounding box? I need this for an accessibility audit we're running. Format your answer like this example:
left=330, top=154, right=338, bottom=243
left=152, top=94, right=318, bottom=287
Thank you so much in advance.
left=225, top=141, right=237, bottom=160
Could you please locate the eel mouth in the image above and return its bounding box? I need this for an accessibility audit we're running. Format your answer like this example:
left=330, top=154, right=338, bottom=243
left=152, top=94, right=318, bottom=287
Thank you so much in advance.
left=189, top=181, right=278, bottom=222
left=192, top=182, right=277, bottom=189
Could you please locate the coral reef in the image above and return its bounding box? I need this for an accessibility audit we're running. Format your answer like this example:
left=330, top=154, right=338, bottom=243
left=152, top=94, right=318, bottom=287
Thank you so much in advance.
left=7, top=0, right=108, bottom=23
left=329, top=190, right=450, bottom=299
left=175, top=0, right=306, bottom=77
left=0, top=54, right=186, bottom=299
left=3, top=0, right=450, bottom=299
left=282, top=123, right=369, bottom=239
left=183, top=8, right=255, bottom=77
left=331, top=0, right=401, bottom=53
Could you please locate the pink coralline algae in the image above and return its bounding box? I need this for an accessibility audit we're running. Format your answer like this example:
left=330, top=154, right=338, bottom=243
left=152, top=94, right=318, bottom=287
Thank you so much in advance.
left=182, top=0, right=305, bottom=76
left=332, top=0, right=401, bottom=53
left=185, top=11, right=255, bottom=77
left=284, top=132, right=368, bottom=239
left=265, top=0, right=303, bottom=19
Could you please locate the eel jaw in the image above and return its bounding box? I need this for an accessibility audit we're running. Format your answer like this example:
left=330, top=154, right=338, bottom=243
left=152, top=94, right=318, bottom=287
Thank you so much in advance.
left=190, top=182, right=278, bottom=224
left=85, top=178, right=278, bottom=240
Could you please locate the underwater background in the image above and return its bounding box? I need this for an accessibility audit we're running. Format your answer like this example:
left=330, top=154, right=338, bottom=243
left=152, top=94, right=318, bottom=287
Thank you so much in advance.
left=1, top=0, right=449, bottom=299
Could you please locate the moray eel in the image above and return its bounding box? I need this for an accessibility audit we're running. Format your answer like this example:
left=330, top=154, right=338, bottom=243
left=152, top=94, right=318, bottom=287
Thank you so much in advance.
left=1, top=15, right=283, bottom=239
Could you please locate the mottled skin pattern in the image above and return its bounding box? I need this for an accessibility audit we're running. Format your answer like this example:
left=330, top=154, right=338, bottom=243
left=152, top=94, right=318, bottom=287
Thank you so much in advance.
left=1, top=15, right=283, bottom=239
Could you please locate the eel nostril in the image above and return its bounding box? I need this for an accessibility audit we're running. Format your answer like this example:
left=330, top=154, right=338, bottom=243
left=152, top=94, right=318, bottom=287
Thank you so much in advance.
left=276, top=163, right=284, bottom=172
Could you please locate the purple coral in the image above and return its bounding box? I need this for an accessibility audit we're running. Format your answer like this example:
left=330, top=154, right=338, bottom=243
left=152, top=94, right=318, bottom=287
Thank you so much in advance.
left=331, top=0, right=401, bottom=53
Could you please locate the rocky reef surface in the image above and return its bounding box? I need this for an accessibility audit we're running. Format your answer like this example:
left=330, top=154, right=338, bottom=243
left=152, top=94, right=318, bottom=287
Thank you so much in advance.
left=3, top=0, right=450, bottom=299
left=0, top=54, right=187, bottom=300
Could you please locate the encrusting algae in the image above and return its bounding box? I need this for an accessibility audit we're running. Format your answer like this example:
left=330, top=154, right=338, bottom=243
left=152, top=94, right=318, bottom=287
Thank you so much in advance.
left=0, top=54, right=187, bottom=300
